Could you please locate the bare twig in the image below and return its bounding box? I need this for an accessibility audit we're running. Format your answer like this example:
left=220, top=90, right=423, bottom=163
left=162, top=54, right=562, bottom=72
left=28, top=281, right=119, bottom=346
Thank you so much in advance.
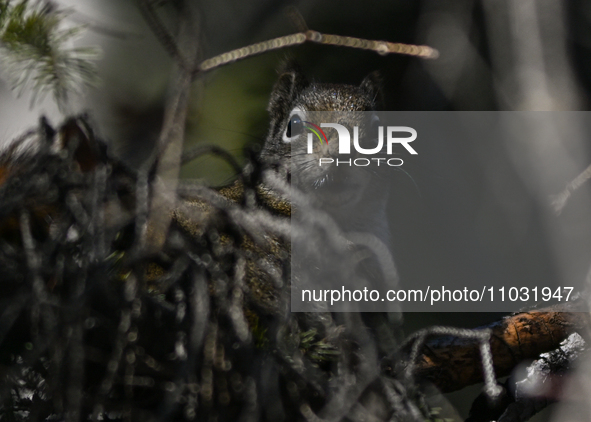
left=136, top=0, right=190, bottom=70
left=402, top=326, right=502, bottom=399
left=144, top=1, right=201, bottom=251
left=551, top=163, right=591, bottom=214
left=285, top=6, right=309, bottom=33
left=195, top=30, right=438, bottom=75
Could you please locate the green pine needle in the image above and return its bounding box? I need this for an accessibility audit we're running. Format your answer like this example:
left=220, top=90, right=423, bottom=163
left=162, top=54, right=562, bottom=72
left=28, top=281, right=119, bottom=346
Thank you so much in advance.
left=0, top=0, right=100, bottom=112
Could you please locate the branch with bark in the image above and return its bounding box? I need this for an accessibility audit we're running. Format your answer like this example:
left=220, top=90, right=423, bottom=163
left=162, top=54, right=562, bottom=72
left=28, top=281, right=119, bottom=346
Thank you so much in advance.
left=398, top=299, right=590, bottom=394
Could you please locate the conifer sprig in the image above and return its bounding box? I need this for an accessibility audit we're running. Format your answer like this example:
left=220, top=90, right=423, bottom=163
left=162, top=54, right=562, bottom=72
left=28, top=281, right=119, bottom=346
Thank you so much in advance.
left=0, top=0, right=100, bottom=111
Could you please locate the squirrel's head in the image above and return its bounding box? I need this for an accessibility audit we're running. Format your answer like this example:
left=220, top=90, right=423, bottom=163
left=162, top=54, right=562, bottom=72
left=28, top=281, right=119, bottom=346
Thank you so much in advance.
left=262, top=63, right=382, bottom=165
left=262, top=63, right=385, bottom=209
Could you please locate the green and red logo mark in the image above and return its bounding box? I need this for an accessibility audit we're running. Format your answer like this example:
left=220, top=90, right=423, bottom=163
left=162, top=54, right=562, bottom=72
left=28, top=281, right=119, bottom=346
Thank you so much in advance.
left=303, top=121, right=328, bottom=145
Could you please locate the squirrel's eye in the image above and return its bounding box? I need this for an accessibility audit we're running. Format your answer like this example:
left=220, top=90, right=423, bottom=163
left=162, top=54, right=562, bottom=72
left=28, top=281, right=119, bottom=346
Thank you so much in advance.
left=286, top=115, right=303, bottom=138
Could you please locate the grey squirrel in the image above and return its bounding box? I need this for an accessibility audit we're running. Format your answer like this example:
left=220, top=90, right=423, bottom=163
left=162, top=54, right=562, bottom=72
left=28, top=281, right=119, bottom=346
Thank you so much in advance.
left=261, top=63, right=391, bottom=246
left=260, top=63, right=397, bottom=317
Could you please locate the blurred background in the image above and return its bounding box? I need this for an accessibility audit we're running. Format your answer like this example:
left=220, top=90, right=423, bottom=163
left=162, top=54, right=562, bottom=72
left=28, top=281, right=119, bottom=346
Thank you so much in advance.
left=3, top=0, right=591, bottom=420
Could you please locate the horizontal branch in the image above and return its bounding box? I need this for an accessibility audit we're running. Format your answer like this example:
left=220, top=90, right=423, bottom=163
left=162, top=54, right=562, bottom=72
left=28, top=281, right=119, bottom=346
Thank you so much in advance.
left=409, top=299, right=591, bottom=393
left=195, top=30, right=438, bottom=75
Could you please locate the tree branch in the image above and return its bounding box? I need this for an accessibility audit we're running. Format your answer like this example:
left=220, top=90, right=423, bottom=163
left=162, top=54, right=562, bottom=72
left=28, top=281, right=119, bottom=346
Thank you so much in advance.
left=403, top=299, right=591, bottom=393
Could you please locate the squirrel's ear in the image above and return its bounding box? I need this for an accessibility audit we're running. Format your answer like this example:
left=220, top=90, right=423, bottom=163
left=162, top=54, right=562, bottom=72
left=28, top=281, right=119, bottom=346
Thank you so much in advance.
left=360, top=71, right=384, bottom=108
left=267, top=62, right=308, bottom=117
left=266, top=62, right=308, bottom=144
